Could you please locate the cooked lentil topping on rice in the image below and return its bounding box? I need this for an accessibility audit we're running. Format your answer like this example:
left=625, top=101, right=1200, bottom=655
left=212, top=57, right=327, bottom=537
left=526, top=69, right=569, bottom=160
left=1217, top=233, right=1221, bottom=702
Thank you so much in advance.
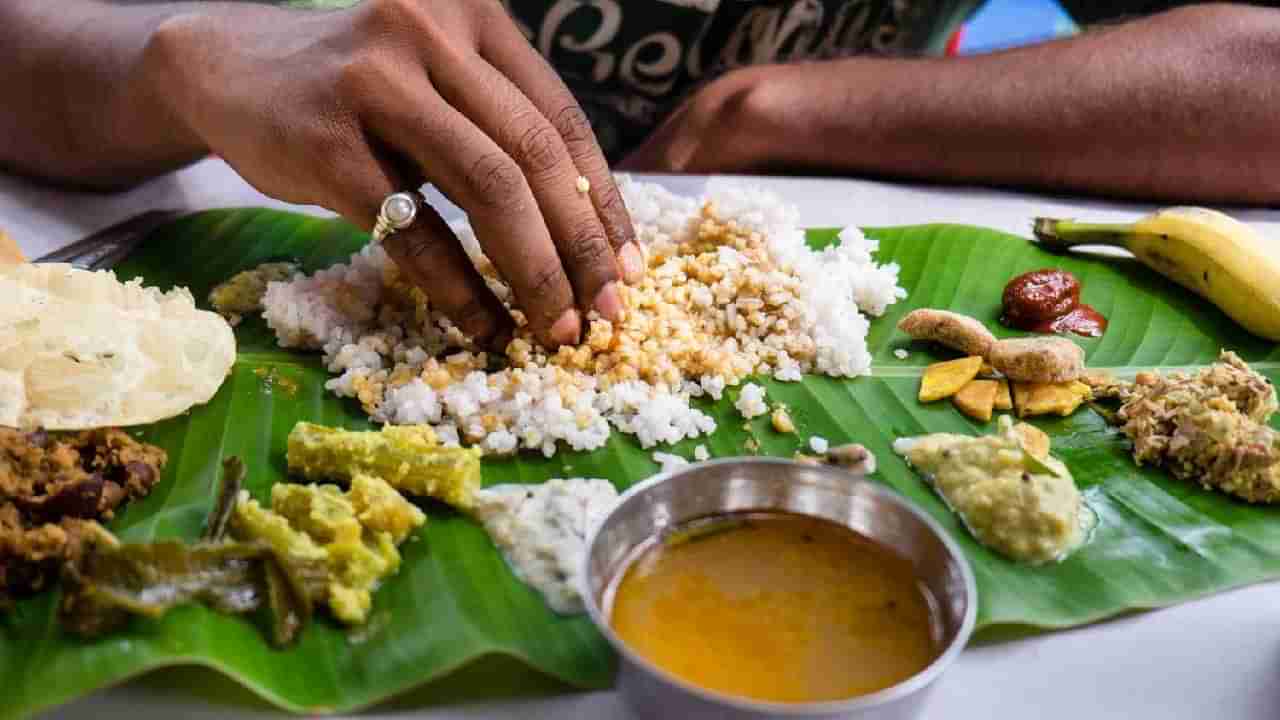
left=262, top=179, right=905, bottom=456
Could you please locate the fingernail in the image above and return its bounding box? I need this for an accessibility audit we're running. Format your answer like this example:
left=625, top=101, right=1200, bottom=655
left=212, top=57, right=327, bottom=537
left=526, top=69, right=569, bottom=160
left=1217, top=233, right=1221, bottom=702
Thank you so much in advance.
left=594, top=282, right=623, bottom=322
left=619, top=243, right=645, bottom=283
left=550, top=308, right=581, bottom=347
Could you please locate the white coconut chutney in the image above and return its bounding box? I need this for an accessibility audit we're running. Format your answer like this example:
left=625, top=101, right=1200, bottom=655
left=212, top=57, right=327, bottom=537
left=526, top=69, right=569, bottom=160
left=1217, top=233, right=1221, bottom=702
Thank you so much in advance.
left=473, top=478, right=619, bottom=614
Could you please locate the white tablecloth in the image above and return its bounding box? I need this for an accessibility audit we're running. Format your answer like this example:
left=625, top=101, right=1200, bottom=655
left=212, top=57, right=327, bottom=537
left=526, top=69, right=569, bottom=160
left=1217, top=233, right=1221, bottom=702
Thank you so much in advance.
left=4, top=159, right=1279, bottom=720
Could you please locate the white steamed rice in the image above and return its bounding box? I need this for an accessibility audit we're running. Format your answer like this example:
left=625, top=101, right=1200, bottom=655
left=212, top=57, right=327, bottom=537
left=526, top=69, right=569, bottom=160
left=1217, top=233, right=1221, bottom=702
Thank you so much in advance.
left=262, top=177, right=905, bottom=457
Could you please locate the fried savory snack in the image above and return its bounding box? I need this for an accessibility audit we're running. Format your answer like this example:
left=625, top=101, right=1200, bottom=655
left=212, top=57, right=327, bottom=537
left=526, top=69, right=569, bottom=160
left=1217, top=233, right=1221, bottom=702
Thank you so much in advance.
left=954, top=380, right=999, bottom=422
left=994, top=379, right=1014, bottom=410
left=1097, top=351, right=1280, bottom=503
left=1, top=263, right=235, bottom=429
left=988, top=337, right=1085, bottom=384
left=286, top=422, right=481, bottom=510
left=897, top=309, right=998, bottom=357
left=919, top=356, right=984, bottom=402
left=0, top=428, right=166, bottom=607
left=1012, top=381, right=1092, bottom=418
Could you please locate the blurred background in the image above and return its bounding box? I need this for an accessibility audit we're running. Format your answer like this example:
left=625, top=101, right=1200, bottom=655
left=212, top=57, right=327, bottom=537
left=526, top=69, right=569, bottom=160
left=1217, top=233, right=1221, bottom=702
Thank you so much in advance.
left=949, top=0, right=1208, bottom=54
left=948, top=0, right=1079, bottom=55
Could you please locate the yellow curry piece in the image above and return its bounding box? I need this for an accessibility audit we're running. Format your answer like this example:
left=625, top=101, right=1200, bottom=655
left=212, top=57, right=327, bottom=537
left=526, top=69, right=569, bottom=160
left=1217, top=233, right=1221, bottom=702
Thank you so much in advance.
left=231, top=473, right=426, bottom=624
left=918, top=356, right=984, bottom=403
left=287, top=422, right=481, bottom=511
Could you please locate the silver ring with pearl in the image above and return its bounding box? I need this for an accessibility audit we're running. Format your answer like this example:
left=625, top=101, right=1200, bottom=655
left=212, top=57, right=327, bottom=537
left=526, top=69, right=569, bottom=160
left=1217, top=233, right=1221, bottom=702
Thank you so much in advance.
left=372, top=190, right=425, bottom=244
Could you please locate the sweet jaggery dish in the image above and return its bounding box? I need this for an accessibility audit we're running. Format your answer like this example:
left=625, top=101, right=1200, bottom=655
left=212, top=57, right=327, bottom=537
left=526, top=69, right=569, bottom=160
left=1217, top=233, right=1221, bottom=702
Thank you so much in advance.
left=0, top=428, right=166, bottom=608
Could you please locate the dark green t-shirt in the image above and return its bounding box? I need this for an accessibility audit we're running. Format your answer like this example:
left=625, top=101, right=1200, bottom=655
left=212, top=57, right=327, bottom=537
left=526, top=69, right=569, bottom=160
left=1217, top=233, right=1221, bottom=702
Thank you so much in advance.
left=495, top=0, right=982, bottom=160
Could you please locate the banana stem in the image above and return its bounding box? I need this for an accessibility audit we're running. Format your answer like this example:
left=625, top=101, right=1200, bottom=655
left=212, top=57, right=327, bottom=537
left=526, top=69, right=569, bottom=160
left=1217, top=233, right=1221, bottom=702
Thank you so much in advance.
left=1032, top=218, right=1135, bottom=251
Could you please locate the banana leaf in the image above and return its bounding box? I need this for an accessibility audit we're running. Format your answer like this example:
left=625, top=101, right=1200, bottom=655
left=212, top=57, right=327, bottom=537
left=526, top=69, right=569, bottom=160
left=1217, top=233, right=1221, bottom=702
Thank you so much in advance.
left=2, top=208, right=1277, bottom=719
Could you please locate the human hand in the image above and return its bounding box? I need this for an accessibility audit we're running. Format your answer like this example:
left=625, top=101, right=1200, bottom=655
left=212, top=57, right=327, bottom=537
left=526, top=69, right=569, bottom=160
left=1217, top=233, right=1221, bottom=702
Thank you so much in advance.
left=149, top=0, right=643, bottom=349
left=618, top=67, right=781, bottom=174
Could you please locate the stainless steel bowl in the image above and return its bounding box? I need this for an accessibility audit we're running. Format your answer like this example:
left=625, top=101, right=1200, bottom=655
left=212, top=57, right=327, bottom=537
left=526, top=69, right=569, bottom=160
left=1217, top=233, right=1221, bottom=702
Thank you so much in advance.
left=582, top=457, right=976, bottom=720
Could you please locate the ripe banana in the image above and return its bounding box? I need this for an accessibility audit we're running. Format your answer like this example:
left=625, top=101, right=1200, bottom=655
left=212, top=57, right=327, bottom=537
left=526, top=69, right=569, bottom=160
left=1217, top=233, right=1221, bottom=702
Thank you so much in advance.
left=1033, top=207, right=1280, bottom=341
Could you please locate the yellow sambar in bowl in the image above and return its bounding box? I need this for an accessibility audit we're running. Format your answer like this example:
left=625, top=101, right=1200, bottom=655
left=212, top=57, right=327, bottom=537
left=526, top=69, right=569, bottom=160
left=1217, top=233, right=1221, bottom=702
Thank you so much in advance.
left=582, top=458, right=976, bottom=720
left=609, top=512, right=940, bottom=704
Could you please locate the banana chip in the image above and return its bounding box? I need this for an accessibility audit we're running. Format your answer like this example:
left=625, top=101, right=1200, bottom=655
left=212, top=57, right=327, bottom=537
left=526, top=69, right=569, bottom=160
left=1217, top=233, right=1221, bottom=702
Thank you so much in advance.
left=0, top=263, right=236, bottom=429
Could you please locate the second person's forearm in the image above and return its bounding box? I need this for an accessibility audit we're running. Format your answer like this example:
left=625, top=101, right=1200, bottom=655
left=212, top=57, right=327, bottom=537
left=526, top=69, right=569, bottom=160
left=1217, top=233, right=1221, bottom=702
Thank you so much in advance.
left=0, top=1, right=233, bottom=189
left=750, top=5, right=1280, bottom=204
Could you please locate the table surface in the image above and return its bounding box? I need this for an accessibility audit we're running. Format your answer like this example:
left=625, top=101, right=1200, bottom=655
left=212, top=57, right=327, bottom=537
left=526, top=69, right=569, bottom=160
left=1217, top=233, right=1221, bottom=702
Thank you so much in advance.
left=4, top=160, right=1280, bottom=720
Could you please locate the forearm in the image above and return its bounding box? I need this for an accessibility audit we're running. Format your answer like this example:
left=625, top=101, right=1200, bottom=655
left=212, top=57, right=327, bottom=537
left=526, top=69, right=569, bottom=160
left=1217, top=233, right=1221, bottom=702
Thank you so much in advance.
left=0, top=1, right=262, bottom=189
left=752, top=4, right=1280, bottom=204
